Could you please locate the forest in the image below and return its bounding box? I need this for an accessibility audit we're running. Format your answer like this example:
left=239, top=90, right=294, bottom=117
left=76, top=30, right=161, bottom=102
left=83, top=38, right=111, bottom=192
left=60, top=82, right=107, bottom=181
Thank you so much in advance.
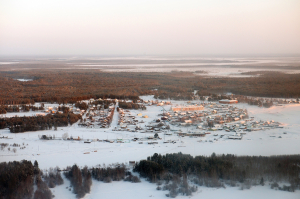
left=1, top=154, right=299, bottom=199
left=134, top=153, right=300, bottom=197
left=64, top=165, right=92, bottom=198
left=0, top=112, right=82, bottom=133
left=118, top=101, right=146, bottom=110
left=0, top=160, right=53, bottom=199
left=0, top=70, right=300, bottom=106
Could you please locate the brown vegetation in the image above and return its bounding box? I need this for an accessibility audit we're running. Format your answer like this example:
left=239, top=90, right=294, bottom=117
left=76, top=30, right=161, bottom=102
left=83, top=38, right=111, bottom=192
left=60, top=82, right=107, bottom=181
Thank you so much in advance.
left=0, top=70, right=300, bottom=106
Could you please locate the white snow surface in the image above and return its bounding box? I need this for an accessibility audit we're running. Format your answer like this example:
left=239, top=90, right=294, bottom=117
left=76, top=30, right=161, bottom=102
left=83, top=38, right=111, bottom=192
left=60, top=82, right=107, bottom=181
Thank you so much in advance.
left=83, top=181, right=300, bottom=199
left=15, top=79, right=33, bottom=81
left=49, top=176, right=300, bottom=199
left=1, top=111, right=45, bottom=118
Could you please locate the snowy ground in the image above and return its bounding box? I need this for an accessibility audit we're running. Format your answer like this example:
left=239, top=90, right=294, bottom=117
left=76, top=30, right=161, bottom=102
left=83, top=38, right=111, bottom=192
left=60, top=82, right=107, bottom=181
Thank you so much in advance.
left=1, top=95, right=299, bottom=198
left=49, top=173, right=300, bottom=199
left=82, top=181, right=300, bottom=199
left=0, top=111, right=46, bottom=118
left=102, top=67, right=300, bottom=77
left=49, top=175, right=300, bottom=199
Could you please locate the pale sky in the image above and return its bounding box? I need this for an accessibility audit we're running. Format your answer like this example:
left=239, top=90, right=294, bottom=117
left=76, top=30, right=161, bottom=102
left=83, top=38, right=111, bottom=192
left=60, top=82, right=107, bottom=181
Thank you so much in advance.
left=0, top=0, right=299, bottom=56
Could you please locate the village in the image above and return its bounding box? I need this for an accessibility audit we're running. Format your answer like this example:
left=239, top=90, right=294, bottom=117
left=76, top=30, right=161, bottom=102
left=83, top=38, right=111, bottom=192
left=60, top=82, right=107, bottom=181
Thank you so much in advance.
left=0, top=94, right=297, bottom=173
left=34, top=96, right=285, bottom=145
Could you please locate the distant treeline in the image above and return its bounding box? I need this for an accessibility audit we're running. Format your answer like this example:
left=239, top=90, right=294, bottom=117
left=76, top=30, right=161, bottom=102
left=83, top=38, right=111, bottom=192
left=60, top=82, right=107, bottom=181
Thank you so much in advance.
left=1, top=71, right=300, bottom=105
left=0, top=71, right=147, bottom=105
left=194, top=72, right=300, bottom=98
left=0, top=112, right=82, bottom=133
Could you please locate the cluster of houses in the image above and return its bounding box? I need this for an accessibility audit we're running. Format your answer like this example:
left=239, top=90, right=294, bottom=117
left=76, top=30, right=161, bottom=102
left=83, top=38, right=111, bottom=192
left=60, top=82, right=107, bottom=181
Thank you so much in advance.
left=110, top=100, right=284, bottom=142
left=44, top=105, right=84, bottom=115
left=75, top=98, right=117, bottom=128
left=114, top=108, right=147, bottom=132
left=44, top=106, right=56, bottom=114
left=176, top=118, right=283, bottom=141
left=78, top=104, right=115, bottom=128
left=37, top=96, right=285, bottom=144
left=165, top=103, right=248, bottom=127
left=154, top=102, right=283, bottom=141
left=142, top=100, right=172, bottom=106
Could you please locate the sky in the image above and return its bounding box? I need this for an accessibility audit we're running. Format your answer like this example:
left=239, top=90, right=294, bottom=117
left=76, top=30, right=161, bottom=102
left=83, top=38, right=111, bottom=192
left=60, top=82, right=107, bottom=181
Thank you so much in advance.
left=0, top=0, right=299, bottom=56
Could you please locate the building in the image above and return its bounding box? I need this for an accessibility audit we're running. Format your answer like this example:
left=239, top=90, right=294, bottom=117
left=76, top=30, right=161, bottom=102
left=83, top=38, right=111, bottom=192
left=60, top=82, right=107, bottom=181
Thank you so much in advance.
left=219, top=99, right=238, bottom=104
left=228, top=135, right=242, bottom=140
left=171, top=105, right=204, bottom=112
left=177, top=132, right=206, bottom=137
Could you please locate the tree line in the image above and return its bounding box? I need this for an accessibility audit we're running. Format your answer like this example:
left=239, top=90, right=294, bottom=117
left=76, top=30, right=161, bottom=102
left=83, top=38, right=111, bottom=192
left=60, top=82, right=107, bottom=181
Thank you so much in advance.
left=0, top=105, right=44, bottom=114
left=64, top=165, right=92, bottom=198
left=0, top=160, right=55, bottom=199
left=118, top=101, right=146, bottom=110
left=1, top=155, right=299, bottom=199
left=133, top=152, right=300, bottom=197
left=0, top=112, right=82, bottom=133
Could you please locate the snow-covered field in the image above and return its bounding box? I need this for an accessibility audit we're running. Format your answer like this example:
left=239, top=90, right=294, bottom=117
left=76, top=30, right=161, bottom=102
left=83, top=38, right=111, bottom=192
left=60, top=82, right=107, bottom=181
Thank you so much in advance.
left=0, top=111, right=46, bottom=118
left=82, top=181, right=300, bottom=199
left=69, top=56, right=300, bottom=76
left=102, top=67, right=300, bottom=77
left=15, top=78, right=33, bottom=82
left=1, top=95, right=299, bottom=198
left=50, top=175, right=300, bottom=199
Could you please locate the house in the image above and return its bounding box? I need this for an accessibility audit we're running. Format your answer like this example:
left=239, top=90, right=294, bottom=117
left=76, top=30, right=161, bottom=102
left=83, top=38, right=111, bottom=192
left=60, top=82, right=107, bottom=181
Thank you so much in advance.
left=171, top=105, right=204, bottom=112
left=184, top=120, right=192, bottom=124
left=177, top=132, right=206, bottom=137
left=219, top=99, right=238, bottom=104
left=129, top=161, right=135, bottom=165
left=228, top=135, right=242, bottom=140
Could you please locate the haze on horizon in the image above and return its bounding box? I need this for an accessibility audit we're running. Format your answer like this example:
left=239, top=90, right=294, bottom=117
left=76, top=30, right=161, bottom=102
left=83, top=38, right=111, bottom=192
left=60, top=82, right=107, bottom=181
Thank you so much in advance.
left=0, top=0, right=300, bottom=57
